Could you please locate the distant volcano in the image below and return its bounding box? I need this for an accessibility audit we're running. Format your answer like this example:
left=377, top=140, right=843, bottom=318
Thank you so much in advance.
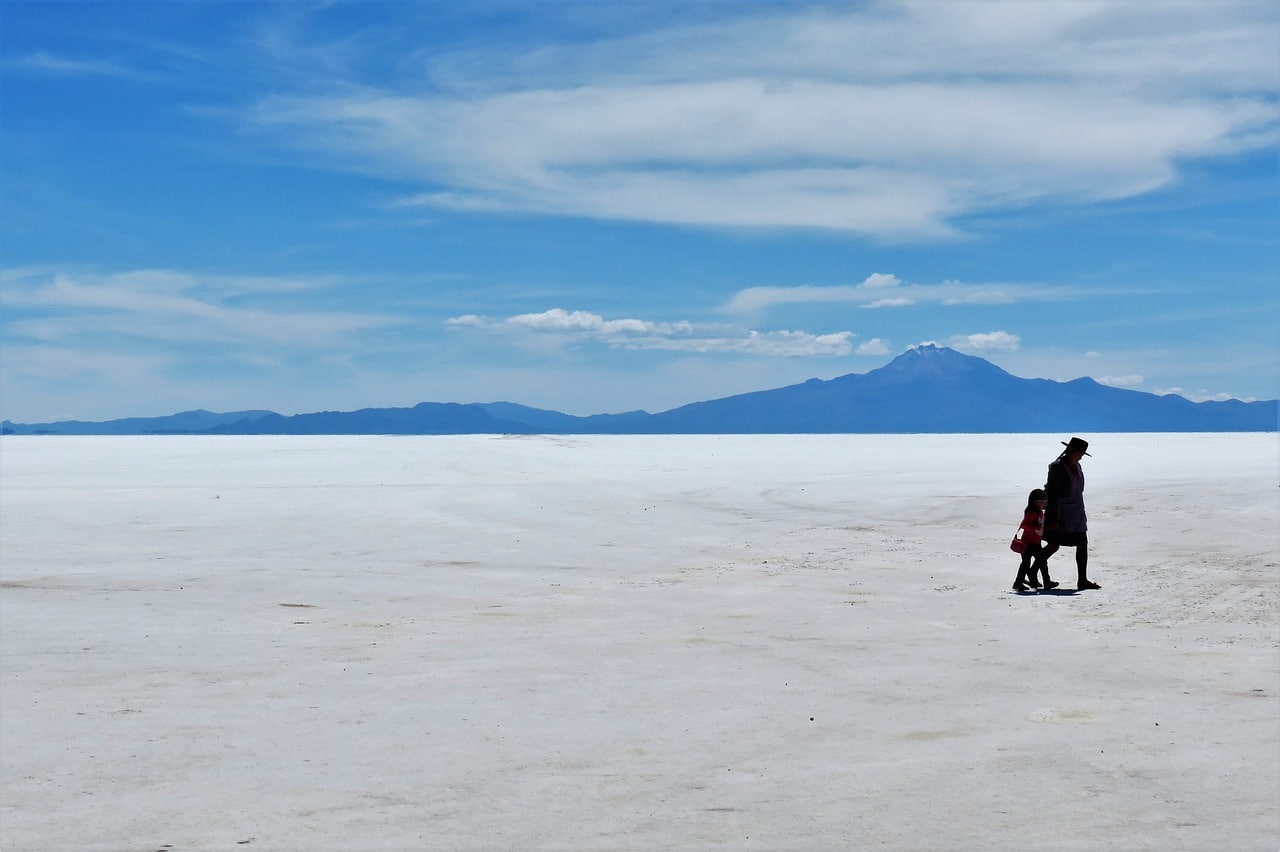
left=589, top=345, right=1275, bottom=433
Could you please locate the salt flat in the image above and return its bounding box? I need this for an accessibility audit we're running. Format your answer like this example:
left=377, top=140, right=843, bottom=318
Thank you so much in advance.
left=1, top=434, right=1276, bottom=851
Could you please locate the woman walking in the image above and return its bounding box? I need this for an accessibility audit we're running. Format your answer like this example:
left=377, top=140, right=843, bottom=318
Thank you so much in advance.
left=1038, top=437, right=1101, bottom=591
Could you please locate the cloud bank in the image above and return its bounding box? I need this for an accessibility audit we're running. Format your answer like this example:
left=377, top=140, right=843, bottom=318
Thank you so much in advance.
left=448, top=309, right=855, bottom=357
left=722, top=273, right=1083, bottom=314
left=246, top=1, right=1279, bottom=237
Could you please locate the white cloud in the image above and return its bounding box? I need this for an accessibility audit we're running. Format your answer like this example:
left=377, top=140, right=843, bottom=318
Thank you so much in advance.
left=948, top=331, right=1021, bottom=352
left=856, top=338, right=890, bottom=356
left=722, top=274, right=1075, bottom=314
left=724, top=274, right=900, bottom=313
left=1098, top=374, right=1145, bottom=388
left=1, top=268, right=400, bottom=348
left=448, top=308, right=853, bottom=357
left=245, top=2, right=1279, bottom=236
left=861, top=273, right=902, bottom=289
left=0, top=265, right=438, bottom=421
left=10, top=51, right=143, bottom=79
left=1155, top=387, right=1255, bottom=403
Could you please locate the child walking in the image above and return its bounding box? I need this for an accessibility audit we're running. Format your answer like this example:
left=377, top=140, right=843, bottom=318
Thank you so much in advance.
left=1013, top=489, right=1058, bottom=592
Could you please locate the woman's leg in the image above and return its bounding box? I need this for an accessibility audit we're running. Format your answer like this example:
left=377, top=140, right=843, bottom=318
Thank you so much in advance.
left=1076, top=543, right=1100, bottom=588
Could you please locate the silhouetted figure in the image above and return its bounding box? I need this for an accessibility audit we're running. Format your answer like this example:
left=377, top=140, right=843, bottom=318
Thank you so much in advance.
left=1039, top=437, right=1101, bottom=590
left=1012, top=488, right=1058, bottom=591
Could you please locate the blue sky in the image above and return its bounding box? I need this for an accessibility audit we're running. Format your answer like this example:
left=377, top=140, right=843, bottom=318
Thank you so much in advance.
left=2, top=0, right=1277, bottom=422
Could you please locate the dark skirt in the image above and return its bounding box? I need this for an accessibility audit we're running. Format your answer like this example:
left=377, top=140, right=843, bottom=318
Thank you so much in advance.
left=1044, top=530, right=1088, bottom=548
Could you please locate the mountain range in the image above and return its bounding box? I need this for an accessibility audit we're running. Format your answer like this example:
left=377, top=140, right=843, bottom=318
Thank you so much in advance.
left=4, top=345, right=1275, bottom=435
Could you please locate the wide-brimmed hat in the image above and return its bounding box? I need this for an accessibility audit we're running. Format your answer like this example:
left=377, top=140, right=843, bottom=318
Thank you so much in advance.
left=1061, top=436, right=1091, bottom=456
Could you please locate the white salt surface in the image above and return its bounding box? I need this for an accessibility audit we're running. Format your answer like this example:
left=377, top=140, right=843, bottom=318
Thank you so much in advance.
left=1, top=434, right=1276, bottom=850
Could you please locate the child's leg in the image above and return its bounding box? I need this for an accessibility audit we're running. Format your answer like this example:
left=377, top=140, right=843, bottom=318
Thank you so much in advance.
left=1025, top=542, right=1042, bottom=586
left=1014, top=552, right=1033, bottom=589
left=1035, top=542, right=1057, bottom=583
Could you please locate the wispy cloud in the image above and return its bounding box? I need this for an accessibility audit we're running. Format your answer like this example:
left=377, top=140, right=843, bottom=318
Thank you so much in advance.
left=722, top=273, right=1077, bottom=314
left=9, top=51, right=144, bottom=79
left=1, top=342, right=172, bottom=385
left=1098, top=374, right=1145, bottom=388
left=448, top=308, right=854, bottom=357
left=1, top=268, right=402, bottom=348
left=243, top=1, right=1278, bottom=237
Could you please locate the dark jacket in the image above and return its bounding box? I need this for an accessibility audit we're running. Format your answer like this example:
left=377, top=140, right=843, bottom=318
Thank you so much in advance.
left=1045, top=457, right=1087, bottom=533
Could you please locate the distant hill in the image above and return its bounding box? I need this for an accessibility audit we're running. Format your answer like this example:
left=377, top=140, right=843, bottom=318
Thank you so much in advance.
left=0, top=408, right=274, bottom=436
left=4, top=346, right=1275, bottom=435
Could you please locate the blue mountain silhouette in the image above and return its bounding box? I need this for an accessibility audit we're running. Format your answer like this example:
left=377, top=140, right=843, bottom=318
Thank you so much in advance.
left=0, top=408, right=274, bottom=435
left=4, top=346, right=1274, bottom=434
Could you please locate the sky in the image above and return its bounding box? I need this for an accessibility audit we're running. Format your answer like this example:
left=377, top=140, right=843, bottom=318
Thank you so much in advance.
left=2, top=0, right=1277, bottom=423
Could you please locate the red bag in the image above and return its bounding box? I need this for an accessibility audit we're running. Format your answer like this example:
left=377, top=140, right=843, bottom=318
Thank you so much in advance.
left=1010, top=529, right=1026, bottom=553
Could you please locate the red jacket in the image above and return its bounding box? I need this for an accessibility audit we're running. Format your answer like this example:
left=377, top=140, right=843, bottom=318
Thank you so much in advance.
left=1019, top=507, right=1045, bottom=546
